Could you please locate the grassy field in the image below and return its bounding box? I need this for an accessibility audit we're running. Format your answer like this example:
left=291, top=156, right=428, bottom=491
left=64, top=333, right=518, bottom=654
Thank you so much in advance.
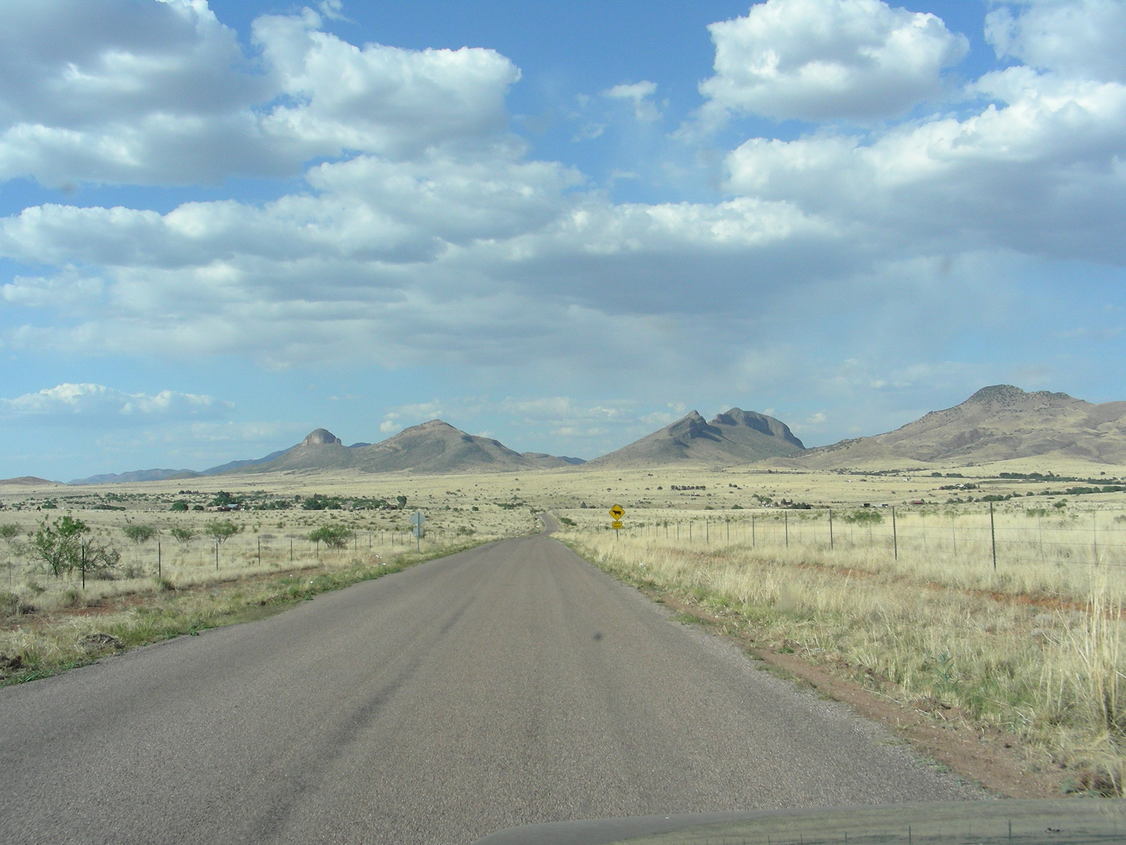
left=0, top=473, right=541, bottom=606
left=556, top=498, right=1124, bottom=795
left=0, top=474, right=541, bottom=683
left=2, top=463, right=1123, bottom=793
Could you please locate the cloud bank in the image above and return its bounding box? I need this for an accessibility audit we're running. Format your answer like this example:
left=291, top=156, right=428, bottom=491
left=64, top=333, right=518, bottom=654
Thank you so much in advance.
left=0, top=0, right=1122, bottom=473
left=0, top=383, right=232, bottom=422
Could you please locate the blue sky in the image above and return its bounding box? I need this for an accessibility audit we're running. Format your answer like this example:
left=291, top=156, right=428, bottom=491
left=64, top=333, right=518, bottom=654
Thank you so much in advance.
left=1, top=0, right=1123, bottom=480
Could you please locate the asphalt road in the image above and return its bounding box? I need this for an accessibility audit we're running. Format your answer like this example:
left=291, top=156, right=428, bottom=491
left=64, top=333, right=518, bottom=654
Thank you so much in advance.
left=1, top=530, right=981, bottom=844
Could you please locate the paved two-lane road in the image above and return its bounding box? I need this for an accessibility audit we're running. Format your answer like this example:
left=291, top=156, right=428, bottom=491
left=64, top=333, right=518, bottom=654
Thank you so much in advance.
left=1, top=532, right=980, bottom=844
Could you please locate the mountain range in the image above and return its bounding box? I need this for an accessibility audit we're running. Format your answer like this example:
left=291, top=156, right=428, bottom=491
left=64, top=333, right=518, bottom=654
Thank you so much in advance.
left=57, top=385, right=1126, bottom=484
left=68, top=420, right=586, bottom=483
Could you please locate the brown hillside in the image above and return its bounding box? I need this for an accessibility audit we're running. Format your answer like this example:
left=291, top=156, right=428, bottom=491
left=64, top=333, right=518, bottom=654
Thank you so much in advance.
left=352, top=420, right=538, bottom=473
left=590, top=408, right=804, bottom=468
left=799, top=385, right=1126, bottom=467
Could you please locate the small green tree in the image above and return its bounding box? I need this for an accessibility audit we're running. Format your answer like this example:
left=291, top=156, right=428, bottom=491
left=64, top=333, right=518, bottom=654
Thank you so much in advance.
left=74, top=535, right=120, bottom=588
left=169, top=500, right=189, bottom=512
left=122, top=523, right=158, bottom=544
left=31, top=516, right=119, bottom=587
left=170, top=526, right=195, bottom=544
left=207, top=520, right=240, bottom=545
left=206, top=520, right=240, bottom=569
left=308, top=525, right=354, bottom=549
left=32, top=516, right=87, bottom=578
left=395, top=495, right=407, bottom=509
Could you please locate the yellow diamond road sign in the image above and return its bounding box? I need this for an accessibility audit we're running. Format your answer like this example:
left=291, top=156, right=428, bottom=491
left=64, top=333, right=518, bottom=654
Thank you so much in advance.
left=609, top=504, right=624, bottom=519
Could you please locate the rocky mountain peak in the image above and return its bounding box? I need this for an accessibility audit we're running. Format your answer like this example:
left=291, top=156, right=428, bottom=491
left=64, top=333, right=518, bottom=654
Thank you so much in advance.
left=965, top=385, right=1077, bottom=410
left=302, top=428, right=342, bottom=446
left=711, top=408, right=806, bottom=449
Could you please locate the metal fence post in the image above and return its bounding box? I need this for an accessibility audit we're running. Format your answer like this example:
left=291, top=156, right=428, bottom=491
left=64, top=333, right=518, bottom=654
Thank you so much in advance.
left=989, top=502, right=997, bottom=571
left=892, top=507, right=898, bottom=561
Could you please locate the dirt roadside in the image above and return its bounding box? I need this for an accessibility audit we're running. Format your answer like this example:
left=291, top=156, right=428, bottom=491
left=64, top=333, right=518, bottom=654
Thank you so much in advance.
left=654, top=590, right=1071, bottom=799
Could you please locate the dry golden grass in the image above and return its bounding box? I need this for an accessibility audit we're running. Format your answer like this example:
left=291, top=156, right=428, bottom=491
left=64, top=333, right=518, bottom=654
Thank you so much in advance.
left=557, top=500, right=1125, bottom=795
left=0, top=472, right=540, bottom=613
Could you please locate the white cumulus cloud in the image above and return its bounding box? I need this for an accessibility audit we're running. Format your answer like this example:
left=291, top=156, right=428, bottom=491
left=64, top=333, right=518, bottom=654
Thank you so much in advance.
left=724, top=71, right=1126, bottom=262
left=986, top=0, right=1126, bottom=82
left=251, top=9, right=521, bottom=161
left=0, top=383, right=232, bottom=422
left=698, top=0, right=968, bottom=124
left=0, top=0, right=523, bottom=187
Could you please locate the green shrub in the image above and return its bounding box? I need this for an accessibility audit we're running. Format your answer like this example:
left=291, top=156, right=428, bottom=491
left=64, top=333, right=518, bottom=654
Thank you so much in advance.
left=122, top=523, right=158, bottom=544
left=841, top=509, right=883, bottom=524
left=308, top=525, right=354, bottom=549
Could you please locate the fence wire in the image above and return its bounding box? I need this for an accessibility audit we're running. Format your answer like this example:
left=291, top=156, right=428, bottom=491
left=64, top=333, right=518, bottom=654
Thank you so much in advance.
left=606, top=505, right=1126, bottom=571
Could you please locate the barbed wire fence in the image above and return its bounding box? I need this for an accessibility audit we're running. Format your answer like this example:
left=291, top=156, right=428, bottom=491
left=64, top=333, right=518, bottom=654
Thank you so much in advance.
left=605, top=503, right=1126, bottom=572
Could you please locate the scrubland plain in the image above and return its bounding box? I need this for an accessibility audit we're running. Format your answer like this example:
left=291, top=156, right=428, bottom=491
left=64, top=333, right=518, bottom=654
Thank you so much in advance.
left=2, top=462, right=1123, bottom=794
left=550, top=467, right=1124, bottom=796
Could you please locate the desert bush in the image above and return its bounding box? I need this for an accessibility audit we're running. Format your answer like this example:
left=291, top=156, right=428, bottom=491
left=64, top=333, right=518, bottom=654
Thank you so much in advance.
left=31, top=516, right=86, bottom=578
left=308, top=525, right=354, bottom=549
left=170, top=527, right=195, bottom=543
left=841, top=509, right=883, bottom=524
left=31, top=516, right=120, bottom=584
left=122, top=523, right=158, bottom=544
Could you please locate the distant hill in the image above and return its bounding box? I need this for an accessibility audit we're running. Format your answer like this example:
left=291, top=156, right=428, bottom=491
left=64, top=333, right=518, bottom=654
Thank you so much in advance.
left=589, top=408, right=804, bottom=467
left=201, top=448, right=288, bottom=475
left=0, top=476, right=60, bottom=487
left=71, top=468, right=201, bottom=485
left=70, top=447, right=293, bottom=484
left=797, top=385, right=1126, bottom=467
left=238, top=428, right=357, bottom=473
left=522, top=452, right=586, bottom=469
left=226, top=420, right=585, bottom=475
left=357, top=420, right=531, bottom=473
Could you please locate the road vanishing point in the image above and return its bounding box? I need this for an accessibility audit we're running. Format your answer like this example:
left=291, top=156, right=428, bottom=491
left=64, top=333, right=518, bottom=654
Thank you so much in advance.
left=1, top=524, right=981, bottom=844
